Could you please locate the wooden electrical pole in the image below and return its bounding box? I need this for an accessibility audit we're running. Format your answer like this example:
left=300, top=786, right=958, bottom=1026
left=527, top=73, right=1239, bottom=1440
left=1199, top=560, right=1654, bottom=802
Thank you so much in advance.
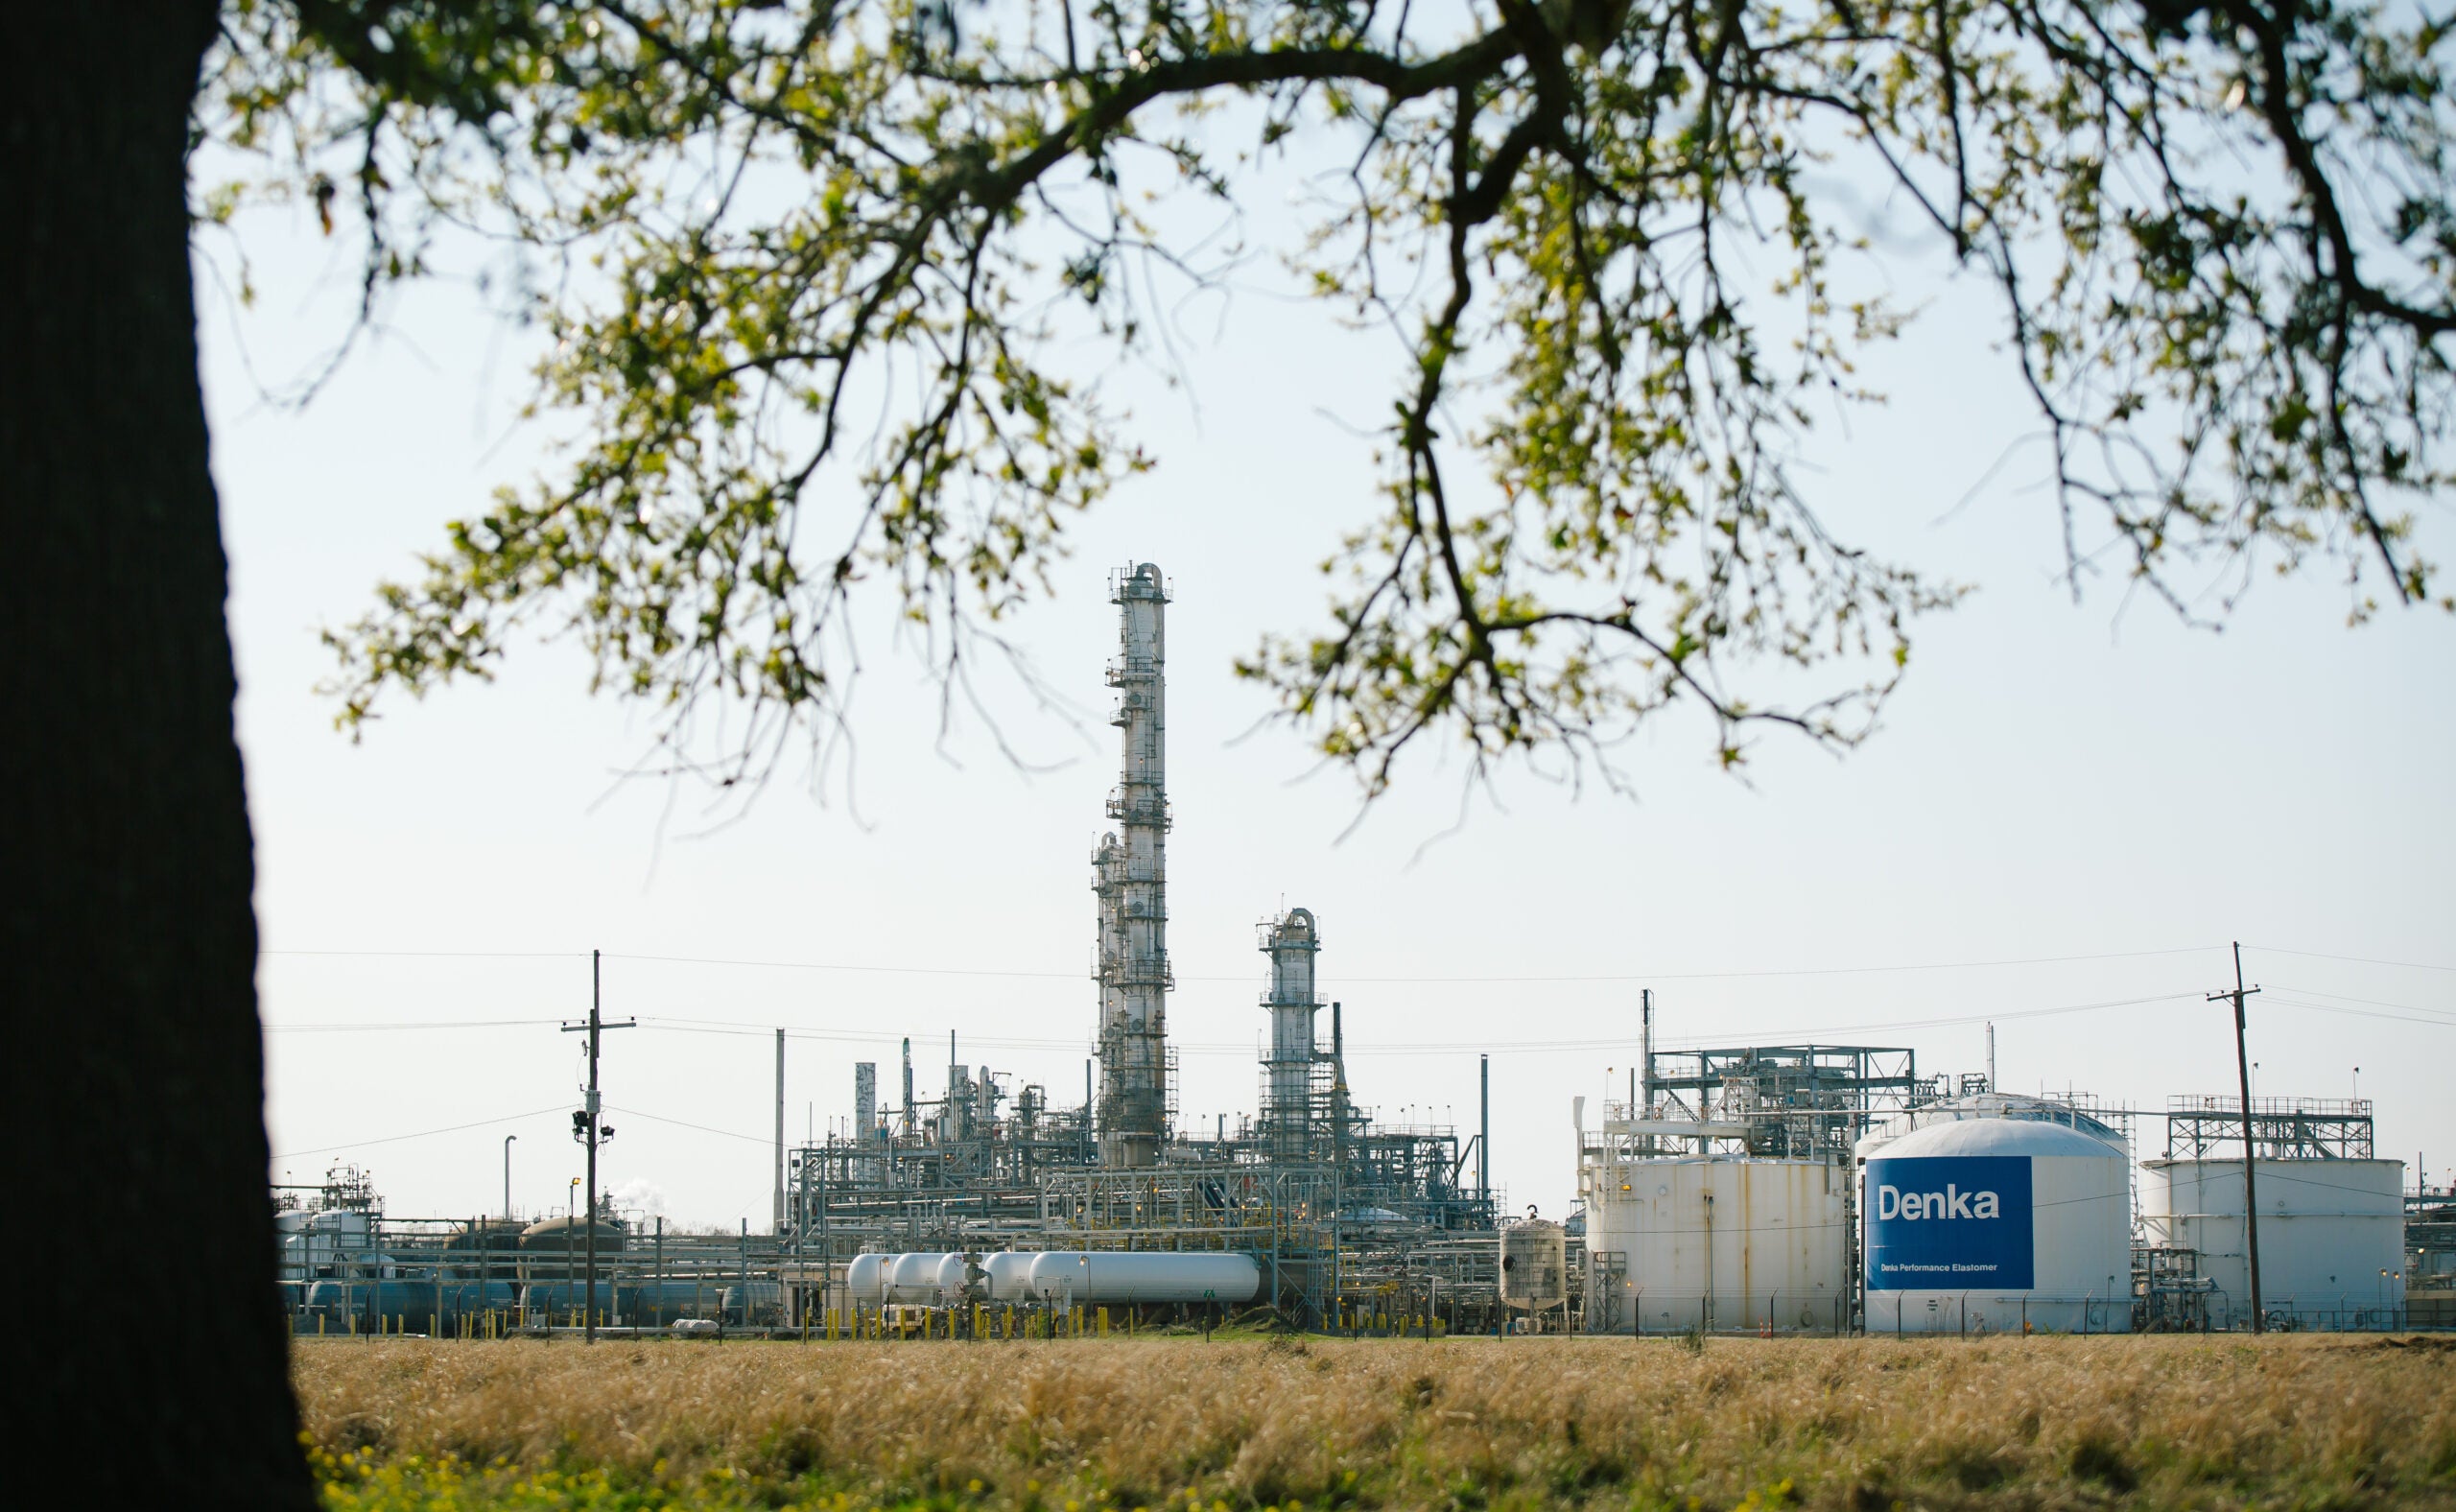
left=563, top=949, right=634, bottom=1344
left=2208, top=942, right=2264, bottom=1334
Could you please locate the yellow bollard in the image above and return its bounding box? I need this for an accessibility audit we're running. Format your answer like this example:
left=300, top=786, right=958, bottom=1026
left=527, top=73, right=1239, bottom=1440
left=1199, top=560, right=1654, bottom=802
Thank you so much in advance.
left=1098, top=1307, right=1109, bottom=1337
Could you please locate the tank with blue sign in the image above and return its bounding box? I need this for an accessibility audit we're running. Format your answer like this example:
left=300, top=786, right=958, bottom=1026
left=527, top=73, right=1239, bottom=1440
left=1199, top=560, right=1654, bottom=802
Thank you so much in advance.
left=1857, top=1104, right=2131, bottom=1335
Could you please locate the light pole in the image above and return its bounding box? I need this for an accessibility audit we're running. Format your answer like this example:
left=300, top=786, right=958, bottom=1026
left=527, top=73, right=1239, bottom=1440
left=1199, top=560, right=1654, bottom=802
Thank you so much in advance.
left=567, top=1176, right=580, bottom=1325
left=503, top=1135, right=517, bottom=1221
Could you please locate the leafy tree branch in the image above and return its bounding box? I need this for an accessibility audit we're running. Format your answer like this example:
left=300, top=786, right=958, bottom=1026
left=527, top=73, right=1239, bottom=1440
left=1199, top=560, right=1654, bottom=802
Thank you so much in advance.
left=203, top=0, right=2453, bottom=799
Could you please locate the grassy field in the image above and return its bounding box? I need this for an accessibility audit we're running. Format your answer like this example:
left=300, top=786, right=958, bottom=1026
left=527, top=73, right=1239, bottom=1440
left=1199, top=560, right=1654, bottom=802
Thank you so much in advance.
left=295, top=1333, right=2456, bottom=1511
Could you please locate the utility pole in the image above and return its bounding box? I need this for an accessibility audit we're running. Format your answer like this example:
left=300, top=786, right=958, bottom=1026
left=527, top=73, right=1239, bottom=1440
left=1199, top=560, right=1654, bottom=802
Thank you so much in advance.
left=562, top=949, right=635, bottom=1344
left=2208, top=941, right=2264, bottom=1334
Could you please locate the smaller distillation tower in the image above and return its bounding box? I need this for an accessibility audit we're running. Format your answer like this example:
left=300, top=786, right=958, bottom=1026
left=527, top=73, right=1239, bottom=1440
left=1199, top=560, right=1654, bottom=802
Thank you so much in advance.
left=1260, top=909, right=1324, bottom=1160
left=1094, top=563, right=1172, bottom=1167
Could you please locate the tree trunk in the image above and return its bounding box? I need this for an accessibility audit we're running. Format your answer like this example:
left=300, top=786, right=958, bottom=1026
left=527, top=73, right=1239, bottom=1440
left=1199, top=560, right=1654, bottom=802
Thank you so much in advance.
left=2, top=4, right=314, bottom=1504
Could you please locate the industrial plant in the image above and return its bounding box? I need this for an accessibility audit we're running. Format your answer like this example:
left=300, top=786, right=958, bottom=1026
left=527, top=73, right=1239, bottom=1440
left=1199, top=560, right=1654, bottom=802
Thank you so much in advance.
left=272, top=563, right=2446, bottom=1340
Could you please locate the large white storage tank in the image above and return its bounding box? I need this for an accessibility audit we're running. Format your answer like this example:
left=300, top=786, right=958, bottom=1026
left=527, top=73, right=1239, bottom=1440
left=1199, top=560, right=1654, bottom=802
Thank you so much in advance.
left=1025, top=1251, right=1261, bottom=1305
left=2139, top=1158, right=2405, bottom=1328
left=1861, top=1117, right=2132, bottom=1334
left=1581, top=1157, right=1849, bottom=1333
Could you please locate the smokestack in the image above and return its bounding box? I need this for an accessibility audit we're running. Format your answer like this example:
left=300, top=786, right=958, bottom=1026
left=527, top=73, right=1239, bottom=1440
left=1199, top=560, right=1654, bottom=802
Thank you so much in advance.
left=901, top=1037, right=914, bottom=1134
left=1640, top=988, right=1654, bottom=1116
left=1095, top=562, right=1172, bottom=1167
left=1478, top=1053, right=1491, bottom=1205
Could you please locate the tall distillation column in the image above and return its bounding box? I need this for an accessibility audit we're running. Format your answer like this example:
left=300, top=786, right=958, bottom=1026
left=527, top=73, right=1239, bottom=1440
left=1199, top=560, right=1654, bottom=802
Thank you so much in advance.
left=1095, top=563, right=1172, bottom=1167
left=1260, top=909, right=1323, bottom=1161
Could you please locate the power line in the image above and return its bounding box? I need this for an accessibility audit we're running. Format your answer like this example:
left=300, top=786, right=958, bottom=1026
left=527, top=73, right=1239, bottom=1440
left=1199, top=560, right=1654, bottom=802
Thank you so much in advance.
left=2248, top=945, right=2456, bottom=974
left=271, top=1105, right=569, bottom=1161
left=257, top=942, right=2222, bottom=984
left=2259, top=996, right=2456, bottom=1029
left=265, top=949, right=583, bottom=960
left=604, top=1103, right=769, bottom=1146
left=2262, top=983, right=2456, bottom=1019
left=265, top=1018, right=561, bottom=1033
left=268, top=986, right=2430, bottom=1052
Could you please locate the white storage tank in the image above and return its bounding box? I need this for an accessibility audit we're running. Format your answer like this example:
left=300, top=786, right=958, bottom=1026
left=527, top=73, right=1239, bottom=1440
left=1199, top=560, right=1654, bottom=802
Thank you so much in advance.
left=844, top=1253, right=889, bottom=1306
left=886, top=1252, right=956, bottom=1303
left=1582, top=1156, right=1848, bottom=1334
left=1025, top=1251, right=1261, bottom=1305
left=2139, top=1157, right=2405, bottom=1329
left=982, top=1251, right=1037, bottom=1301
left=1861, top=1116, right=2132, bottom=1334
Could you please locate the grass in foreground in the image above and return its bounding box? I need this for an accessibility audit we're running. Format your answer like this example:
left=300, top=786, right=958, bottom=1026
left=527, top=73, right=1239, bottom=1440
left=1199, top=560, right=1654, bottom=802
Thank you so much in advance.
left=295, top=1333, right=2456, bottom=1511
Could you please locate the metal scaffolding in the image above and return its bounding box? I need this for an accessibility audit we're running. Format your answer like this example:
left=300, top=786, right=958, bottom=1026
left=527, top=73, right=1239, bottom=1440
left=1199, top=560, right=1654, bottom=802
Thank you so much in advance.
left=2163, top=1096, right=2375, bottom=1159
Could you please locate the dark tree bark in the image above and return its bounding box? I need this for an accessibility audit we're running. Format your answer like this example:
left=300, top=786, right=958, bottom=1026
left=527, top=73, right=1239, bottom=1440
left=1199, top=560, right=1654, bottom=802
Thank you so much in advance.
left=3, top=4, right=314, bottom=1504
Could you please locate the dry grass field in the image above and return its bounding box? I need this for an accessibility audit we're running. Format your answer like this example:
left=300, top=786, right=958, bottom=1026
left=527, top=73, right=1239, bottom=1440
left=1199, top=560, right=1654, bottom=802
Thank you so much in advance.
left=295, top=1334, right=2456, bottom=1511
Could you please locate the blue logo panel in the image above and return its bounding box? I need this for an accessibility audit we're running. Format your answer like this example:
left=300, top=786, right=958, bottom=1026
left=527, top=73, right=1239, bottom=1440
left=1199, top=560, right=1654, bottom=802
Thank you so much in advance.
left=1864, top=1154, right=2033, bottom=1290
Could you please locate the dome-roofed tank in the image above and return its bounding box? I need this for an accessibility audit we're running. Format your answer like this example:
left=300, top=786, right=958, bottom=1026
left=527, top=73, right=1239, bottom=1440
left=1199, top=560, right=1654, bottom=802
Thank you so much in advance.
left=1861, top=1113, right=2131, bottom=1334
left=448, top=1218, right=527, bottom=1252
left=517, top=1214, right=627, bottom=1280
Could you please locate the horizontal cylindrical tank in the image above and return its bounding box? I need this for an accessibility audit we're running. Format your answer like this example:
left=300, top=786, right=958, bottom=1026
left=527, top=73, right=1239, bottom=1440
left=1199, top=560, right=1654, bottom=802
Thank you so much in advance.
left=1580, top=1157, right=1847, bottom=1334
left=936, top=1253, right=1000, bottom=1301
left=620, top=1279, right=728, bottom=1326
left=303, top=1280, right=518, bottom=1329
left=2140, top=1157, right=2405, bottom=1329
left=1026, top=1251, right=1261, bottom=1304
left=844, top=1253, right=888, bottom=1305
left=1862, top=1116, right=2131, bottom=1335
left=886, top=1252, right=956, bottom=1303
left=982, top=1251, right=1037, bottom=1301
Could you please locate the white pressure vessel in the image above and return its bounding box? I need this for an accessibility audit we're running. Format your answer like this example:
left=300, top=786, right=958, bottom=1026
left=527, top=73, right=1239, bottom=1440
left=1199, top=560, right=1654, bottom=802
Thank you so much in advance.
left=844, top=1253, right=888, bottom=1306
left=1026, top=1251, right=1261, bottom=1304
left=887, top=1252, right=955, bottom=1303
left=982, top=1251, right=1036, bottom=1301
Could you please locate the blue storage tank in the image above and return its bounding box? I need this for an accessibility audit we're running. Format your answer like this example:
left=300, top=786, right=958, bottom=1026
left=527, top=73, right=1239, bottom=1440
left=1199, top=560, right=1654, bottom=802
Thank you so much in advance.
left=300, top=1280, right=518, bottom=1333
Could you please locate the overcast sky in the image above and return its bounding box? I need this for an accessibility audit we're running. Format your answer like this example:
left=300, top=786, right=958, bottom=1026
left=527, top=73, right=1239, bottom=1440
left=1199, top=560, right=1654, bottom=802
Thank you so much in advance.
left=199, top=132, right=2454, bottom=1231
